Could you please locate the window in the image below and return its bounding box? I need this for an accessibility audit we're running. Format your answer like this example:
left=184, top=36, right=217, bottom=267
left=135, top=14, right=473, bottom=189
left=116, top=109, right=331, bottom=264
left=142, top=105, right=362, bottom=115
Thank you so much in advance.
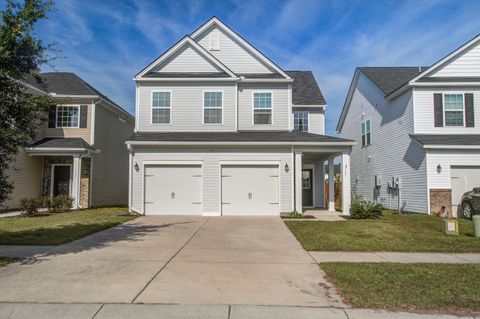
left=152, top=92, right=171, bottom=124
left=361, top=119, right=371, bottom=147
left=253, top=92, right=272, bottom=124
left=294, top=112, right=309, bottom=132
left=56, top=105, right=79, bottom=128
left=302, top=170, right=311, bottom=189
left=444, top=94, right=464, bottom=126
left=204, top=92, right=222, bottom=124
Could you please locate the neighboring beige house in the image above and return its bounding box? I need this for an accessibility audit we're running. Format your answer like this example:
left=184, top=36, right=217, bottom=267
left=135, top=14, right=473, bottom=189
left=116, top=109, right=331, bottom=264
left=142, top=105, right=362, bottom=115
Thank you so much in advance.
left=3, top=72, right=134, bottom=210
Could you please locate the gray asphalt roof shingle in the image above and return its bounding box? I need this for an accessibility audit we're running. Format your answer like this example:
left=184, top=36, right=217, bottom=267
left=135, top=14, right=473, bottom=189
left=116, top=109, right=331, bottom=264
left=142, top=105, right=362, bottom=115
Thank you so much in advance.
left=359, top=67, right=429, bottom=96
left=29, top=138, right=95, bottom=149
left=286, top=71, right=326, bottom=105
left=127, top=131, right=353, bottom=143
left=410, top=134, right=480, bottom=146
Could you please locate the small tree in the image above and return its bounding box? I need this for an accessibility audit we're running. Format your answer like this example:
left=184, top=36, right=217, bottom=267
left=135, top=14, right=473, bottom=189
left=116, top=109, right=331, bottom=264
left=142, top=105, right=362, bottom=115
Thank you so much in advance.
left=0, top=0, right=56, bottom=206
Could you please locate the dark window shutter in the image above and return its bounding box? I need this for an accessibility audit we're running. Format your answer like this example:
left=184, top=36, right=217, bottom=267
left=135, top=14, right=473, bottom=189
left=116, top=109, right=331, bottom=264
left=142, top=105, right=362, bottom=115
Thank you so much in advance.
left=434, top=93, right=443, bottom=127
left=48, top=105, right=56, bottom=128
left=79, top=105, right=88, bottom=128
left=465, top=93, right=474, bottom=127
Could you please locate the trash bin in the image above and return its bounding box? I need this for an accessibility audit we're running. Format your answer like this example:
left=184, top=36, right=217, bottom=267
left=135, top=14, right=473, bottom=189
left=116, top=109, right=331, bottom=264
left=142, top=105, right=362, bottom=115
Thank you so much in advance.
left=473, top=215, right=480, bottom=238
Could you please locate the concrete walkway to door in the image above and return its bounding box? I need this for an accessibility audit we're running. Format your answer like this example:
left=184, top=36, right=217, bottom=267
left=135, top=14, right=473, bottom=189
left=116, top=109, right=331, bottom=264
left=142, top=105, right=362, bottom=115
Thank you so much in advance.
left=0, top=216, right=344, bottom=307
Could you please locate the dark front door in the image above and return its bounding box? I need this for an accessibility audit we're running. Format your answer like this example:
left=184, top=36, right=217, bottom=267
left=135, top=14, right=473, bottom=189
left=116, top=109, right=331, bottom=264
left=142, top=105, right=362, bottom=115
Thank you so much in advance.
left=302, top=169, right=313, bottom=207
left=52, top=166, right=70, bottom=196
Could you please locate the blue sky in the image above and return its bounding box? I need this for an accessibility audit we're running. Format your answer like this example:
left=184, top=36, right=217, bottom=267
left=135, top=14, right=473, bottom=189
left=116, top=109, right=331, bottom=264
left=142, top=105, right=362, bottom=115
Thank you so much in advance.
left=32, top=0, right=480, bottom=134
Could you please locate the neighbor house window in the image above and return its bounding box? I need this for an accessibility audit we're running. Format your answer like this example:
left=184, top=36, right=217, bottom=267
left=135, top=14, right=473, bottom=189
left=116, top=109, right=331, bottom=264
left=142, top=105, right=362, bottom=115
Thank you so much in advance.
left=253, top=92, right=272, bottom=124
left=294, top=112, right=309, bottom=132
left=361, top=119, right=371, bottom=147
left=56, top=105, right=79, bottom=128
left=204, top=91, right=222, bottom=124
left=444, top=94, right=464, bottom=126
left=152, top=92, right=171, bottom=124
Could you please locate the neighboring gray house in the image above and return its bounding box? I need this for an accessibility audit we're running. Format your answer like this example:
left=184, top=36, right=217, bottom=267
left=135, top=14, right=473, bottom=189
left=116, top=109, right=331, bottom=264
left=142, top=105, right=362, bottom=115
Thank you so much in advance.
left=337, top=34, right=480, bottom=216
left=126, top=17, right=354, bottom=216
left=4, top=73, right=134, bottom=210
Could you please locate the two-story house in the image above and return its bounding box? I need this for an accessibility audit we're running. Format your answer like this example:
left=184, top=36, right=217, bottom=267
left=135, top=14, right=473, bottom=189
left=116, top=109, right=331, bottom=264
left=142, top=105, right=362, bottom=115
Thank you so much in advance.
left=126, top=17, right=355, bottom=216
left=337, top=34, right=480, bottom=217
left=4, top=72, right=134, bottom=210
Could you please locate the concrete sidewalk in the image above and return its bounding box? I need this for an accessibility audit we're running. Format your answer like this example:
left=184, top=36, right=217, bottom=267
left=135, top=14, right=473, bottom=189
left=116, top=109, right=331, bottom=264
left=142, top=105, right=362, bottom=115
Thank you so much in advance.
left=310, top=251, right=480, bottom=263
left=0, top=303, right=475, bottom=319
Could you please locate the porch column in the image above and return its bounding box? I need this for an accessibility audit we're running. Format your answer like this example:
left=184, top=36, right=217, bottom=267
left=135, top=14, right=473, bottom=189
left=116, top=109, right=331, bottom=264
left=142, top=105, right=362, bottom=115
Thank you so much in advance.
left=328, top=156, right=335, bottom=212
left=341, top=152, right=351, bottom=216
left=71, top=154, right=82, bottom=209
left=294, top=152, right=303, bottom=213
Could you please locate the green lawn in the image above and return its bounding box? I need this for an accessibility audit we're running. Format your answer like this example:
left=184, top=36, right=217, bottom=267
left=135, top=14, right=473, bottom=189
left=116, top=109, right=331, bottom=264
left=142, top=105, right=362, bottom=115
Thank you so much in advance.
left=322, top=263, right=480, bottom=314
left=0, top=207, right=135, bottom=245
left=285, top=211, right=480, bottom=252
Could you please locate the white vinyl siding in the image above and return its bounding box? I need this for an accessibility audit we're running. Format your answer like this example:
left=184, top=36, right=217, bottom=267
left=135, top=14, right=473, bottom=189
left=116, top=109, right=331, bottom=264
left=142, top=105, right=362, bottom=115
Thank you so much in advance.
left=138, top=82, right=236, bottom=131
left=429, top=40, right=480, bottom=77
left=153, top=45, right=222, bottom=73
left=238, top=83, right=289, bottom=131
left=294, top=112, right=308, bottom=132
left=307, top=112, right=324, bottom=135
left=253, top=92, right=272, bottom=125
left=414, top=87, right=480, bottom=134
left=195, top=25, right=275, bottom=74
left=203, top=91, right=223, bottom=124
left=56, top=105, right=79, bottom=128
left=152, top=92, right=171, bottom=124
left=444, top=93, right=464, bottom=127
left=130, top=147, right=293, bottom=214
left=340, top=73, right=427, bottom=213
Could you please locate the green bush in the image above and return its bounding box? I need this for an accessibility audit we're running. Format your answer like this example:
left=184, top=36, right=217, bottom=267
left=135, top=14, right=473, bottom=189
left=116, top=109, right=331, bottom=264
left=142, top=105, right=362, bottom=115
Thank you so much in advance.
left=45, top=195, right=74, bottom=213
left=351, top=200, right=383, bottom=219
left=19, top=197, right=41, bottom=216
left=288, top=211, right=303, bottom=218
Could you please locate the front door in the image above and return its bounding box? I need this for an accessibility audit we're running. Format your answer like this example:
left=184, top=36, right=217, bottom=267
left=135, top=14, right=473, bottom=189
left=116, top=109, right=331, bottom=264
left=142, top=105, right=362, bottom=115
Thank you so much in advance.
left=302, top=169, right=313, bottom=207
left=52, top=165, right=71, bottom=197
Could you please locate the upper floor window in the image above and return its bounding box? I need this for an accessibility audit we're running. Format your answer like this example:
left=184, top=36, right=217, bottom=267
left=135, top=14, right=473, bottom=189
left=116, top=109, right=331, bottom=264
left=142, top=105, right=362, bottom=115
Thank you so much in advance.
left=253, top=92, right=272, bottom=125
left=361, top=119, right=371, bottom=147
left=444, top=94, right=464, bottom=126
left=56, top=105, right=79, bottom=128
left=294, top=112, right=309, bottom=132
left=152, top=91, right=171, bottom=124
left=204, top=91, right=222, bottom=124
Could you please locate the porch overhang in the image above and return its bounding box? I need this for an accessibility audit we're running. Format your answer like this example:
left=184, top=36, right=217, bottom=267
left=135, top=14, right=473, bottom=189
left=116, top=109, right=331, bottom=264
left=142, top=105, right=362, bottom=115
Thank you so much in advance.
left=25, top=138, right=99, bottom=156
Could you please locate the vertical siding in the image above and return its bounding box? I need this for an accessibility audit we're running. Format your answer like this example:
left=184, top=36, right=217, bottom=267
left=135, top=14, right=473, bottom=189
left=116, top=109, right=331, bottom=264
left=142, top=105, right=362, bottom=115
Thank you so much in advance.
left=414, top=87, right=480, bottom=134
left=3, top=149, right=42, bottom=209
left=195, top=26, right=275, bottom=74
left=43, top=98, right=94, bottom=144
left=130, top=147, right=293, bottom=214
left=153, top=45, right=222, bottom=73
left=430, top=41, right=480, bottom=77
left=238, top=83, right=289, bottom=131
left=137, top=82, right=236, bottom=131
left=91, top=104, right=134, bottom=206
left=340, top=73, right=428, bottom=213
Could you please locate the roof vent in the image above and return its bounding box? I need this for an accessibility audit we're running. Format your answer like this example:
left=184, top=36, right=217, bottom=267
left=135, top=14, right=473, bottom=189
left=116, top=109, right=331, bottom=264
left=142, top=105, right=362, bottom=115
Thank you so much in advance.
left=209, top=31, right=220, bottom=51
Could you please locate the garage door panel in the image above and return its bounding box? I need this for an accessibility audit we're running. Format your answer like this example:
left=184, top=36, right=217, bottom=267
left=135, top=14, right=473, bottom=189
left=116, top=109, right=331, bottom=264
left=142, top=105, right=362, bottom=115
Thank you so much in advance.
left=145, top=165, right=202, bottom=215
left=222, top=165, right=279, bottom=216
left=451, top=166, right=480, bottom=211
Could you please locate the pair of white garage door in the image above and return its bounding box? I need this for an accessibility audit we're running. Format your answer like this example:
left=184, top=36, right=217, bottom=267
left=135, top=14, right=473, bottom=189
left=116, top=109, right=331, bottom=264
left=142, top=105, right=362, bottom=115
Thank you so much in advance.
left=451, top=166, right=480, bottom=212
left=144, top=164, right=279, bottom=216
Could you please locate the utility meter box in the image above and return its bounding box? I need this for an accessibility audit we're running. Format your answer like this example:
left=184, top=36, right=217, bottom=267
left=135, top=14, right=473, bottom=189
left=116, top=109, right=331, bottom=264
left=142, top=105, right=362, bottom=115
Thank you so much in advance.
left=375, top=175, right=382, bottom=189
left=444, top=219, right=459, bottom=236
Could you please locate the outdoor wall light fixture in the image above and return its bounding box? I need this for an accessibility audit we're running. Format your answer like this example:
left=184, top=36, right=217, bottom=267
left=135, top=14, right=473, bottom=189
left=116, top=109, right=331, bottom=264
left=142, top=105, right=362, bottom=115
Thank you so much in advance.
left=436, top=164, right=442, bottom=174
left=284, top=163, right=289, bottom=173
left=134, top=162, right=140, bottom=172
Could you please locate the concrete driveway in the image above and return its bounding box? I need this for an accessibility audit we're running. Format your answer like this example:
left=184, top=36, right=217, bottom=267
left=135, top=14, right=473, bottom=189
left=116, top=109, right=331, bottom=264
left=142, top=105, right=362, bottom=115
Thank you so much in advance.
left=0, top=216, right=344, bottom=307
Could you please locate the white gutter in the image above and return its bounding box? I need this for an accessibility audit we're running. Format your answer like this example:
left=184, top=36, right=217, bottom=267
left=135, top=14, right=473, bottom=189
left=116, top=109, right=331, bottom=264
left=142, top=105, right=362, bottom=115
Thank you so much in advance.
left=134, top=77, right=240, bottom=82
left=125, top=141, right=356, bottom=146
left=422, top=144, right=480, bottom=150
left=239, top=78, right=293, bottom=83
left=412, top=82, right=480, bottom=87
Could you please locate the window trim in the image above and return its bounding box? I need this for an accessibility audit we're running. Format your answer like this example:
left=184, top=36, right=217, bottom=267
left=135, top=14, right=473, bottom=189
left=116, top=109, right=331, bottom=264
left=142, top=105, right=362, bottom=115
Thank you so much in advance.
left=151, top=90, right=172, bottom=124
left=361, top=118, right=372, bottom=147
left=252, top=91, right=273, bottom=125
left=55, top=105, right=80, bottom=129
left=443, top=92, right=466, bottom=128
left=293, top=111, right=309, bottom=132
left=202, top=90, right=224, bottom=125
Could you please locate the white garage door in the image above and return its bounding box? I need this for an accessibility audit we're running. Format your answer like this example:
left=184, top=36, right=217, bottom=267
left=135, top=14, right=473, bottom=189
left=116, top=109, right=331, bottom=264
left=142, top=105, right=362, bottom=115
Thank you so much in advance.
left=451, top=166, right=480, bottom=213
left=144, top=165, right=202, bottom=215
left=221, top=165, right=279, bottom=216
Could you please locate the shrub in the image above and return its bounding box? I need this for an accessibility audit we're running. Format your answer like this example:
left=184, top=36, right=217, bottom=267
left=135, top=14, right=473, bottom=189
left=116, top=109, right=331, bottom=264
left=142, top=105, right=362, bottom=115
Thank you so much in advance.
left=19, top=197, right=41, bottom=216
left=288, top=211, right=303, bottom=219
left=350, top=200, right=383, bottom=219
left=46, top=195, right=74, bottom=213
